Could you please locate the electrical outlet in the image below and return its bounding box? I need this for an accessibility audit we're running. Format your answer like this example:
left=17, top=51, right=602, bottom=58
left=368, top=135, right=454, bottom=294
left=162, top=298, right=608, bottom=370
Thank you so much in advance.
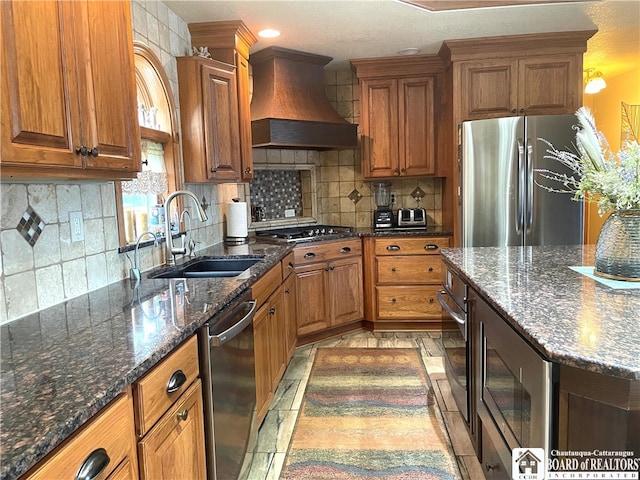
left=69, top=211, right=84, bottom=242
left=284, top=208, right=295, bottom=218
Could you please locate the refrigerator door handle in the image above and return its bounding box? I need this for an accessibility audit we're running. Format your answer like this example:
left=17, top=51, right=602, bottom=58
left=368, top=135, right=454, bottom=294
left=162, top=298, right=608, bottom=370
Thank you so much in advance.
left=526, top=139, right=534, bottom=233
left=517, top=138, right=526, bottom=234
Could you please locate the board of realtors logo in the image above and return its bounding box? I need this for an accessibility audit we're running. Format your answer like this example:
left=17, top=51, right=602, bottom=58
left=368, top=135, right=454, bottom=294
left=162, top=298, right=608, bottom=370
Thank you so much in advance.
left=513, top=448, right=545, bottom=480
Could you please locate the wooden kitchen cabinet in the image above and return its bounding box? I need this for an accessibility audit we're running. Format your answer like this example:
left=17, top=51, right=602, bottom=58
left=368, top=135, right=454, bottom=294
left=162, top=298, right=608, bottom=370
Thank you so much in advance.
left=133, top=335, right=206, bottom=480
left=253, top=256, right=296, bottom=424
left=363, top=236, right=451, bottom=329
left=177, top=56, right=241, bottom=182
left=351, top=56, right=445, bottom=179
left=188, top=21, right=258, bottom=181
left=21, top=390, right=139, bottom=480
left=294, top=238, right=364, bottom=338
left=1, top=0, right=140, bottom=180
left=458, top=55, right=581, bottom=120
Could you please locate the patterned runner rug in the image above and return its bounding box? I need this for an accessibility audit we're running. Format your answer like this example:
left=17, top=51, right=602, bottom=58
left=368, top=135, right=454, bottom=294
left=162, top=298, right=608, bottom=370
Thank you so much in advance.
left=280, top=348, right=460, bottom=479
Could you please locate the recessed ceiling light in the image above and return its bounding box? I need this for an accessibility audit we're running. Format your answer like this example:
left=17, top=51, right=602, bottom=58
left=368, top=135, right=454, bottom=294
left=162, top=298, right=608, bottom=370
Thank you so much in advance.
left=398, top=48, right=420, bottom=55
left=258, top=29, right=280, bottom=39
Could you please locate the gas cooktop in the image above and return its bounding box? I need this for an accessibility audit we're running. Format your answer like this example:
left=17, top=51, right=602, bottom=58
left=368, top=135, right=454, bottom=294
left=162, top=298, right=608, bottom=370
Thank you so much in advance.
left=255, top=225, right=353, bottom=242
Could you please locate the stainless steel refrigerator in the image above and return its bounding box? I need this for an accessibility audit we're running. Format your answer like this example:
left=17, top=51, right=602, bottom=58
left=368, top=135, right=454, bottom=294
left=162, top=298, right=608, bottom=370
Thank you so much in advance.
left=460, top=115, right=584, bottom=247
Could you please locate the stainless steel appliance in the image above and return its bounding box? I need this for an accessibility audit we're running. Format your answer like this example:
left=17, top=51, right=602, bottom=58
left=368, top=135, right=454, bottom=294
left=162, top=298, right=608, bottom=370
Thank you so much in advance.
left=397, top=208, right=426, bottom=228
left=471, top=289, right=553, bottom=479
left=255, top=225, right=353, bottom=242
left=198, top=290, right=258, bottom=480
left=373, top=181, right=394, bottom=230
left=461, top=115, right=583, bottom=247
left=438, top=268, right=475, bottom=445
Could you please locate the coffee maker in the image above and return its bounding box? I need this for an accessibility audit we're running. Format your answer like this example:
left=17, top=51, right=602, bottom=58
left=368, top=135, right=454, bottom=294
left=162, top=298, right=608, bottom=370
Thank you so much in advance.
left=373, top=181, right=394, bottom=230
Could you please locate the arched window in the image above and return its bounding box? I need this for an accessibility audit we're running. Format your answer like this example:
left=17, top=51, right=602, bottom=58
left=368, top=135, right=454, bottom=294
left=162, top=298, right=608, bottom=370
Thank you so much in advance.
left=116, top=42, right=182, bottom=247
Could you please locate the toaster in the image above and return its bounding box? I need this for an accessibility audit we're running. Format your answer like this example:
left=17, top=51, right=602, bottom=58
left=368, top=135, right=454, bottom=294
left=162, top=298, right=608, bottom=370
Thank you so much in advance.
left=397, top=208, right=427, bottom=228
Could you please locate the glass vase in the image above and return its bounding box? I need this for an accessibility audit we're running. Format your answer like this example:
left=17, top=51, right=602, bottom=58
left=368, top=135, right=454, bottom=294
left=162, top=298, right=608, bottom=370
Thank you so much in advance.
left=594, top=209, right=640, bottom=281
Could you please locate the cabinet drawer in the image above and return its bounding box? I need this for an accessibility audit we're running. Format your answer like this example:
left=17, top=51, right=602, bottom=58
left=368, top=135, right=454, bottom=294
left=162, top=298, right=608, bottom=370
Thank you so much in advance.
left=252, top=263, right=281, bottom=307
left=133, top=336, right=199, bottom=436
left=374, top=237, right=449, bottom=256
left=25, top=392, right=136, bottom=480
left=376, top=255, right=442, bottom=284
left=281, top=251, right=295, bottom=281
left=294, top=238, right=362, bottom=265
left=376, top=286, right=442, bottom=319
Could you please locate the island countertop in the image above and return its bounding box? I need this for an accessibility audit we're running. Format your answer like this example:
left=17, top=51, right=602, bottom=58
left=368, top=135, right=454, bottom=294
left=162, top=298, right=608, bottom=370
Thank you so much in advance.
left=440, top=244, right=640, bottom=381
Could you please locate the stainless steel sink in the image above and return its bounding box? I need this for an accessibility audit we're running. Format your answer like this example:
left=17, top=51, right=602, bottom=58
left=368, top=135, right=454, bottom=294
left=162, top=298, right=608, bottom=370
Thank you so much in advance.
left=148, top=257, right=262, bottom=279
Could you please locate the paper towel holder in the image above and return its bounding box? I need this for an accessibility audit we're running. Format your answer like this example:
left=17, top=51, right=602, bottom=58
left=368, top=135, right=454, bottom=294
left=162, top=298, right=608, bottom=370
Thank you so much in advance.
left=226, top=198, right=249, bottom=245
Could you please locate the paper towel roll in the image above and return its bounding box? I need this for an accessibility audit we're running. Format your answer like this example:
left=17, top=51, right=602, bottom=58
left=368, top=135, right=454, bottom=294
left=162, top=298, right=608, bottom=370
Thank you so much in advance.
left=226, top=201, right=248, bottom=240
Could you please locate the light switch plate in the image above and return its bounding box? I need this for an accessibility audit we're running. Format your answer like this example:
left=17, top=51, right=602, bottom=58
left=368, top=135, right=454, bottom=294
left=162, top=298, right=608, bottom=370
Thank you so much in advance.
left=69, top=211, right=84, bottom=242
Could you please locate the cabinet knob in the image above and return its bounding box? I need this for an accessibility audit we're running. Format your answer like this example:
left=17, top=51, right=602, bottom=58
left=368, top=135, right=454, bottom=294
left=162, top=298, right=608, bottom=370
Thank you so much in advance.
left=511, top=109, right=517, bottom=114
left=330, top=266, right=335, bottom=271
left=428, top=267, right=434, bottom=272
left=429, top=297, right=434, bottom=303
left=176, top=409, right=189, bottom=421
left=519, top=108, right=525, bottom=114
left=288, top=262, right=294, bottom=269
left=269, top=306, right=276, bottom=315
left=394, top=168, right=400, bottom=175
left=166, top=369, right=187, bottom=393
left=89, top=147, right=99, bottom=157
left=391, top=298, right=397, bottom=303
left=75, top=448, right=110, bottom=480
left=391, top=267, right=397, bottom=272
left=400, top=167, right=406, bottom=173
left=244, top=167, right=251, bottom=174
left=285, top=288, right=290, bottom=294
left=485, top=463, right=497, bottom=472
left=75, top=146, right=88, bottom=156
left=210, top=167, right=218, bottom=173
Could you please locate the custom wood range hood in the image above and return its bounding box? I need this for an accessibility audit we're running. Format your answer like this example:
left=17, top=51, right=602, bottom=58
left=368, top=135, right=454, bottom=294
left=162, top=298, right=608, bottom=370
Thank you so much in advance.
left=249, top=46, right=358, bottom=149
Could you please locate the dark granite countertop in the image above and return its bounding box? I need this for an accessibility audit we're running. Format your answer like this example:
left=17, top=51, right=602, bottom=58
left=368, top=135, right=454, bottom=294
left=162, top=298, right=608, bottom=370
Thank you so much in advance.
left=440, top=245, right=640, bottom=381
left=0, top=240, right=292, bottom=480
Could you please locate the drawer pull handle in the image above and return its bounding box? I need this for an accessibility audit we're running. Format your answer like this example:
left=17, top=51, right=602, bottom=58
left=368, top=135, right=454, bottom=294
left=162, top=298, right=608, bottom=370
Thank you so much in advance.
left=176, top=409, right=189, bottom=421
left=428, top=267, right=433, bottom=272
left=304, top=252, right=316, bottom=259
left=166, top=369, right=187, bottom=394
left=76, top=448, right=110, bottom=480
left=424, top=244, right=439, bottom=250
left=391, top=267, right=397, bottom=272
left=386, top=245, right=401, bottom=251
left=340, top=247, right=351, bottom=253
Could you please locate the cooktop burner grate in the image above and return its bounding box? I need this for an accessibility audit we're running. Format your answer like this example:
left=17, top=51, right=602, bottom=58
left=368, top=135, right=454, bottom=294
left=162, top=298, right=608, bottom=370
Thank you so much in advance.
left=255, top=225, right=353, bottom=242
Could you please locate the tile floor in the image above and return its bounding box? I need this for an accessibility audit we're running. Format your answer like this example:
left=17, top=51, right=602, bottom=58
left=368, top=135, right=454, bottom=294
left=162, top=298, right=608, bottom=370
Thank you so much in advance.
left=246, top=330, right=486, bottom=479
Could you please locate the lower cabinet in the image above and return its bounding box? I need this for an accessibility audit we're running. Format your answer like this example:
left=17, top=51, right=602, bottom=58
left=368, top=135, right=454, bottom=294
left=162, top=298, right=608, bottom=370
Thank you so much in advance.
left=364, top=236, right=450, bottom=329
left=21, top=390, right=139, bottom=480
left=133, top=335, right=206, bottom=480
left=137, top=380, right=207, bottom=480
left=294, top=238, right=364, bottom=338
left=254, top=253, right=297, bottom=424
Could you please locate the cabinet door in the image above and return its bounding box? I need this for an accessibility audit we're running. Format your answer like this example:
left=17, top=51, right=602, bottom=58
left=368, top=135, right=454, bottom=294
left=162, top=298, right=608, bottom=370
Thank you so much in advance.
left=460, top=59, right=518, bottom=120
left=201, top=63, right=241, bottom=182
left=1, top=1, right=83, bottom=169
left=283, top=273, right=297, bottom=360
left=268, top=287, right=287, bottom=390
left=295, top=263, right=330, bottom=336
left=254, top=302, right=272, bottom=423
left=329, top=256, right=364, bottom=327
left=77, top=0, right=140, bottom=172
left=138, top=380, right=207, bottom=480
left=399, top=77, right=435, bottom=176
left=518, top=55, right=581, bottom=115
left=236, top=53, right=254, bottom=181
left=360, top=78, right=399, bottom=178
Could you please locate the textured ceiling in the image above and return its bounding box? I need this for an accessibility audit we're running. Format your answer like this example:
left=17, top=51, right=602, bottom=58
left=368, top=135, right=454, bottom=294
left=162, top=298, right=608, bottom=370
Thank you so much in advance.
left=165, top=0, right=640, bottom=80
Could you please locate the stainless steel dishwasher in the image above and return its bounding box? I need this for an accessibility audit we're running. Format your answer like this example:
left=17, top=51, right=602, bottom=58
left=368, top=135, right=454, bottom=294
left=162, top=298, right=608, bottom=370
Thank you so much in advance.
left=198, top=289, right=258, bottom=480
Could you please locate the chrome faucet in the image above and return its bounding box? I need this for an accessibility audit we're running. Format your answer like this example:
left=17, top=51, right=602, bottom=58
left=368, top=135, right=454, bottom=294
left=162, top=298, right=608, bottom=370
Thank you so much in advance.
left=130, top=231, right=159, bottom=282
left=164, top=190, right=208, bottom=265
left=179, top=210, right=198, bottom=258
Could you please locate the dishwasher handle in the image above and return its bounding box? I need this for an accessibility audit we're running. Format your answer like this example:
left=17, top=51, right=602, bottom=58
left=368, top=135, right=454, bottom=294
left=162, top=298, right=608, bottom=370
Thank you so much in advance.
left=208, top=300, right=257, bottom=347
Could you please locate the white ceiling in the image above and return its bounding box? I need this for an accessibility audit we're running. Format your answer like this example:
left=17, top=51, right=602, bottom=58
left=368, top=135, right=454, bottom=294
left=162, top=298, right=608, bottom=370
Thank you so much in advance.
left=164, top=0, right=640, bottom=80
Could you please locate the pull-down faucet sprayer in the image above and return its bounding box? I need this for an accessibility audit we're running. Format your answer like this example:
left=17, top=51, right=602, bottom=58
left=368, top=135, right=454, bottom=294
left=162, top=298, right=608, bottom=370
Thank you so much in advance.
left=164, top=190, right=208, bottom=266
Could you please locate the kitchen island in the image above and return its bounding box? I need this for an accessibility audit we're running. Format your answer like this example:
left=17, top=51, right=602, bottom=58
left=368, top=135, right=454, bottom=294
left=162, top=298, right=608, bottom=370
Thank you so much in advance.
left=441, top=244, right=639, bottom=478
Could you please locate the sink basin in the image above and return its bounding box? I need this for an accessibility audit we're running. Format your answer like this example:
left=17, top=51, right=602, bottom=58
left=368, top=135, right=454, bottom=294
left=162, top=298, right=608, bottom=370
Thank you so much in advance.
left=148, top=257, right=262, bottom=279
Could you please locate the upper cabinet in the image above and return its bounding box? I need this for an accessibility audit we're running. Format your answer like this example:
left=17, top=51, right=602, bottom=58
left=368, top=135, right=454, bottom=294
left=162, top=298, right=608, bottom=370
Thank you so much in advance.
left=439, top=31, right=596, bottom=122
left=351, top=56, right=445, bottom=179
left=1, top=0, right=141, bottom=180
left=177, top=56, right=241, bottom=183
left=188, top=21, right=257, bottom=182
